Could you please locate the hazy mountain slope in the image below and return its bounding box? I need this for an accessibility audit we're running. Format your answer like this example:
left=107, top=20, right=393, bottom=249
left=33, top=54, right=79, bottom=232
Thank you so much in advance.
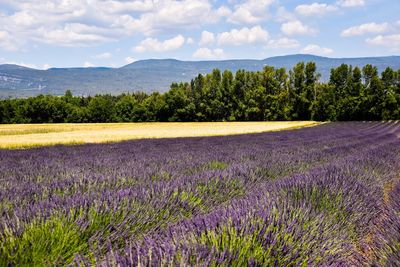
left=1, top=55, right=399, bottom=98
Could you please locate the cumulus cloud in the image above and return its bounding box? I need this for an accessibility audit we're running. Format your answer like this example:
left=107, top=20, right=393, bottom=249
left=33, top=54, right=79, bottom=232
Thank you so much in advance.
left=217, top=26, right=269, bottom=46
left=198, top=26, right=269, bottom=47
left=295, top=3, right=338, bottom=16
left=0, top=0, right=223, bottom=50
left=341, top=22, right=389, bottom=37
left=37, top=24, right=117, bottom=47
left=217, top=6, right=232, bottom=17
left=342, top=20, right=400, bottom=52
left=301, top=44, right=333, bottom=55
left=267, top=38, right=300, bottom=49
left=134, top=35, right=185, bottom=52
left=0, top=2, right=119, bottom=49
left=294, top=0, right=365, bottom=19
left=337, top=0, right=365, bottom=7
left=281, top=20, right=316, bottom=36
left=186, top=37, right=194, bottom=44
left=366, top=34, right=400, bottom=48
left=227, top=0, right=275, bottom=24
left=275, top=6, right=297, bottom=23
left=124, top=0, right=222, bottom=35
left=199, top=31, right=216, bottom=46
left=99, top=0, right=155, bottom=13
left=0, top=30, right=19, bottom=51
left=193, top=47, right=225, bottom=59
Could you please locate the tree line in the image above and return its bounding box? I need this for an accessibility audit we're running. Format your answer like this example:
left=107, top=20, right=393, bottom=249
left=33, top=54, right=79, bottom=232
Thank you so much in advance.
left=0, top=62, right=399, bottom=123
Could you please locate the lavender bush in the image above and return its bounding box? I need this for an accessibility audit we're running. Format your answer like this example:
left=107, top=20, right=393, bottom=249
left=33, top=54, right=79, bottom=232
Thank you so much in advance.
left=0, top=122, right=399, bottom=266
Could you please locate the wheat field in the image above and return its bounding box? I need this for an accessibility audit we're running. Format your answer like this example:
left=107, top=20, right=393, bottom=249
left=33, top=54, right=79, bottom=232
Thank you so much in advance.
left=0, top=121, right=320, bottom=149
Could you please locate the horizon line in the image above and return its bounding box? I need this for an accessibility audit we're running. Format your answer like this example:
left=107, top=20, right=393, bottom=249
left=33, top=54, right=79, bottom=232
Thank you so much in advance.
left=1, top=53, right=399, bottom=70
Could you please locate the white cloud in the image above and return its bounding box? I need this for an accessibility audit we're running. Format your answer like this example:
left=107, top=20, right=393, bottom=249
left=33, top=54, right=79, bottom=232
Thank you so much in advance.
left=94, top=52, right=113, bottom=59
left=293, top=0, right=365, bottom=19
left=9, top=10, right=37, bottom=27
left=295, top=3, right=338, bottom=16
left=0, top=0, right=223, bottom=50
left=0, top=2, right=118, bottom=49
left=0, top=30, right=19, bottom=51
left=366, top=34, right=400, bottom=48
left=341, top=22, right=389, bottom=37
left=199, top=31, right=216, bottom=46
left=337, top=0, right=365, bottom=7
left=227, top=0, right=275, bottom=24
left=2, top=0, right=372, bottom=51
left=218, top=26, right=269, bottom=45
left=36, top=24, right=116, bottom=47
left=124, top=0, right=222, bottom=35
left=301, top=44, right=333, bottom=55
left=125, top=57, right=137, bottom=64
left=267, top=38, right=300, bottom=49
left=281, top=20, right=316, bottom=36
left=217, top=6, right=232, bottom=17
left=275, top=6, right=296, bottom=23
left=186, top=37, right=194, bottom=44
left=193, top=47, right=225, bottom=59
left=99, top=0, right=155, bottom=13
left=83, top=61, right=95, bottom=68
left=134, top=35, right=185, bottom=52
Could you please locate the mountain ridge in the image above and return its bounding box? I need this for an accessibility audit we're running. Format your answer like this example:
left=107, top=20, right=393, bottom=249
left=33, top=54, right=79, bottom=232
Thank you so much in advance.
left=1, top=54, right=399, bottom=98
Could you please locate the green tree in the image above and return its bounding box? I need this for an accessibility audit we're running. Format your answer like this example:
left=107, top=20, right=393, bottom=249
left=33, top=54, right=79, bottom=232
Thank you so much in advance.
left=381, top=67, right=399, bottom=119
left=289, top=62, right=314, bottom=120
left=311, top=84, right=337, bottom=121
left=115, top=95, right=138, bottom=122
left=362, top=65, right=383, bottom=120
left=87, top=95, right=115, bottom=122
left=164, top=83, right=192, bottom=121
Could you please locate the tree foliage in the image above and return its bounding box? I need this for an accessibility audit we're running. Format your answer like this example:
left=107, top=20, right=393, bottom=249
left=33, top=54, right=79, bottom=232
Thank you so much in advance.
left=0, top=62, right=399, bottom=123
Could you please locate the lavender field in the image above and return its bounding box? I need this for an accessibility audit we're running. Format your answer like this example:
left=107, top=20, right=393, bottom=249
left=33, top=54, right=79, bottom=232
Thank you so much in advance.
left=1, top=122, right=399, bottom=266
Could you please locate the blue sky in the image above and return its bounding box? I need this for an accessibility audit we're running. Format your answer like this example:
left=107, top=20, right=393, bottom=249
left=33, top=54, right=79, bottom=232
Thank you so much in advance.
left=0, top=0, right=399, bottom=69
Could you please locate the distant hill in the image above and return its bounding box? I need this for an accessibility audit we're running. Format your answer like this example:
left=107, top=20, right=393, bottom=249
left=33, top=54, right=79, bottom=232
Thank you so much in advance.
left=1, top=54, right=399, bottom=98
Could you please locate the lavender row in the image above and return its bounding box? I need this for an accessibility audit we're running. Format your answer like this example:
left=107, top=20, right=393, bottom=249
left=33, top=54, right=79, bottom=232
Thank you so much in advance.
left=97, top=133, right=400, bottom=266
left=0, top=122, right=399, bottom=266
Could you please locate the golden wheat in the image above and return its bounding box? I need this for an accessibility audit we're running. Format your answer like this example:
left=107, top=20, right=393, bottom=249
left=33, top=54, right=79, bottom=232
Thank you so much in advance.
left=0, top=121, right=321, bottom=149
